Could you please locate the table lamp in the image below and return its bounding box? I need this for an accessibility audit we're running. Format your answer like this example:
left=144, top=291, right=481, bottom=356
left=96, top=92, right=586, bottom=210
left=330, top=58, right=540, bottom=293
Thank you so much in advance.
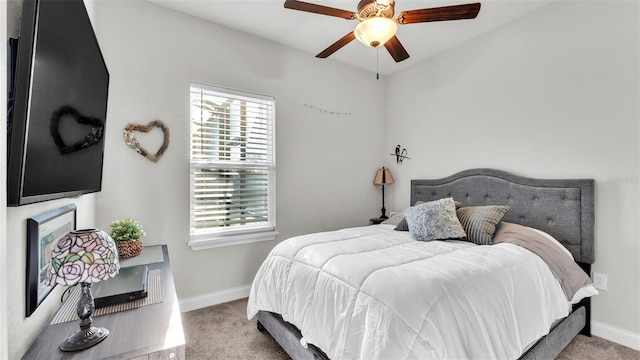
left=373, top=166, right=394, bottom=219
left=46, top=229, right=120, bottom=352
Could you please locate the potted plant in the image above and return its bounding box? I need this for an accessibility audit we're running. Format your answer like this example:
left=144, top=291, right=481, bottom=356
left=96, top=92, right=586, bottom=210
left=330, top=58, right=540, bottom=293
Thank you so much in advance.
left=110, top=219, right=146, bottom=259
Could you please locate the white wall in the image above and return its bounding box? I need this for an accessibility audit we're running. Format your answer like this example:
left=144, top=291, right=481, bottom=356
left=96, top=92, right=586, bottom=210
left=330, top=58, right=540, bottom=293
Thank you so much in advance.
left=1, top=1, right=8, bottom=358
left=385, top=0, right=639, bottom=340
left=91, top=0, right=386, bottom=305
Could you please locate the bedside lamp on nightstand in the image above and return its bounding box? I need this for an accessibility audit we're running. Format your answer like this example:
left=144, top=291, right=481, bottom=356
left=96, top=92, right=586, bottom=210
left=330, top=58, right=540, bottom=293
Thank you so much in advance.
left=46, top=229, right=120, bottom=351
left=373, top=166, right=394, bottom=219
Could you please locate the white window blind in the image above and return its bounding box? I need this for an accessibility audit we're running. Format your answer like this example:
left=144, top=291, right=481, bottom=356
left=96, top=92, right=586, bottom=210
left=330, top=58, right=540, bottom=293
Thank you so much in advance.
left=189, top=82, right=276, bottom=249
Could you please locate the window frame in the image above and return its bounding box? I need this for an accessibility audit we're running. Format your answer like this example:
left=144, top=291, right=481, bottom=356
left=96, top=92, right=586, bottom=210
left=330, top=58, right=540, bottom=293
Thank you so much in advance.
left=188, top=82, right=277, bottom=250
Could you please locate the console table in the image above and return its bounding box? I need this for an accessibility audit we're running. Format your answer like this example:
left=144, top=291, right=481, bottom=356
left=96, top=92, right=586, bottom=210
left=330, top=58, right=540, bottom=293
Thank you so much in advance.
left=22, top=245, right=185, bottom=360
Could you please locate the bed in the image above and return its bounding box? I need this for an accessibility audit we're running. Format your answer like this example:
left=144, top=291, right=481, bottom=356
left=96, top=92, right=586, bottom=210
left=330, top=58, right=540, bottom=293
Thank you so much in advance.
left=247, top=168, right=595, bottom=359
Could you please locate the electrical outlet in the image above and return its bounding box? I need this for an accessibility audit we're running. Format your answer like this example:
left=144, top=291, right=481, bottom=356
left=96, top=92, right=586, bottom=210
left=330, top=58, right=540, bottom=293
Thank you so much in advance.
left=593, top=272, right=608, bottom=291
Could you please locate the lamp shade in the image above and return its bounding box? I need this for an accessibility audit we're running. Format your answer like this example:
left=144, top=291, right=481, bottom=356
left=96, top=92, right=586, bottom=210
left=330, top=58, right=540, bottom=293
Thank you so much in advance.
left=374, top=167, right=394, bottom=185
left=354, top=17, right=398, bottom=48
left=46, top=229, right=120, bottom=287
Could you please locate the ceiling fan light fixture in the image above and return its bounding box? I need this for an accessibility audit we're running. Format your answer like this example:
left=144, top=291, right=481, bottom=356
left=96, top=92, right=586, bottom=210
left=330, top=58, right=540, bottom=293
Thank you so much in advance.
left=354, top=17, right=398, bottom=48
left=374, top=0, right=394, bottom=10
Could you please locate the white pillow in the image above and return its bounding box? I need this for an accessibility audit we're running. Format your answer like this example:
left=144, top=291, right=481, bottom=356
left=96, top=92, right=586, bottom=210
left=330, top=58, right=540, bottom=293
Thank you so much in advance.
left=380, top=212, right=405, bottom=226
left=571, top=285, right=599, bottom=304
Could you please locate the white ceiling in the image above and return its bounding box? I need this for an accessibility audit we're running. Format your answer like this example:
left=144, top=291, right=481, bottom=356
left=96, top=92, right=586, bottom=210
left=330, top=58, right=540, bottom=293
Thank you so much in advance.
left=146, top=0, right=553, bottom=75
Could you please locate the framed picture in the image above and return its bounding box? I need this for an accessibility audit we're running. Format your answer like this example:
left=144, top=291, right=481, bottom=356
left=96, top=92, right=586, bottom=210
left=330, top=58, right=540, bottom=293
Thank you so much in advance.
left=25, top=204, right=77, bottom=317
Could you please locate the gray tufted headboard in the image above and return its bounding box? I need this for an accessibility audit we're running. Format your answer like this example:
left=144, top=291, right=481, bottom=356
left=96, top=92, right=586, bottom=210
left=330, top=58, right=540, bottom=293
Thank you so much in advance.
left=411, top=169, right=594, bottom=264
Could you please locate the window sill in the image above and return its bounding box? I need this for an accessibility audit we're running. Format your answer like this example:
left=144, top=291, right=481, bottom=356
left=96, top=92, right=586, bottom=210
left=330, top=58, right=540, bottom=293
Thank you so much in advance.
left=188, top=229, right=279, bottom=251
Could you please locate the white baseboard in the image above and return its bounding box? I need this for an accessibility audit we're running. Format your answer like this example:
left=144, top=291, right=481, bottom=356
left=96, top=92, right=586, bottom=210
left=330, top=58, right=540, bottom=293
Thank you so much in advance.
left=592, top=320, right=640, bottom=351
left=179, top=284, right=251, bottom=313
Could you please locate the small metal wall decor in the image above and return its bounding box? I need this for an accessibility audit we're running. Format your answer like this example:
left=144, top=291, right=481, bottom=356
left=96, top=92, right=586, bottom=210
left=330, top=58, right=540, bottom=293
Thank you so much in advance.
left=391, top=145, right=410, bottom=164
left=123, top=120, right=170, bottom=163
left=303, top=103, right=351, bottom=116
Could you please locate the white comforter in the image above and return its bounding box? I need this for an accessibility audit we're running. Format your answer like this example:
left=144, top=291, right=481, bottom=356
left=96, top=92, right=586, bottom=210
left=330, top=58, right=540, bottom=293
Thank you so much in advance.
left=247, top=225, right=570, bottom=360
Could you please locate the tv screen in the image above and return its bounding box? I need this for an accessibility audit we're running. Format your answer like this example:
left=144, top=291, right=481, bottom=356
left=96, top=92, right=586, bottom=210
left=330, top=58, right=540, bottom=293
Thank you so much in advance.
left=7, top=0, right=109, bottom=206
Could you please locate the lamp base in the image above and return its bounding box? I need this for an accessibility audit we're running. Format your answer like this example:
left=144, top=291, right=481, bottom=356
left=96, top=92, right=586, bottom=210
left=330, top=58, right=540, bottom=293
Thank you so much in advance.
left=380, top=206, right=388, bottom=219
left=59, top=326, right=109, bottom=352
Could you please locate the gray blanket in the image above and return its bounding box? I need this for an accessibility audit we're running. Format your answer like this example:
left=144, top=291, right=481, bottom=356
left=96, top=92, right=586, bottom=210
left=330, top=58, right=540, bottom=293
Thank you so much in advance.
left=492, top=222, right=591, bottom=301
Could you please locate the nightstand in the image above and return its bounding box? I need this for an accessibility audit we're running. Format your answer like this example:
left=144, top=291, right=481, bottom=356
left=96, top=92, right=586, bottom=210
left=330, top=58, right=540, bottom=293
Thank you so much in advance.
left=370, top=217, right=386, bottom=225
left=22, top=245, right=184, bottom=360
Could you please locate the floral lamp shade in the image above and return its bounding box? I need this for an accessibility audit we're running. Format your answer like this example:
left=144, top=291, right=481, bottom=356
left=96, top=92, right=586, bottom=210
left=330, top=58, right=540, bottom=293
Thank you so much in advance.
left=46, top=229, right=120, bottom=286
left=45, top=229, right=120, bottom=352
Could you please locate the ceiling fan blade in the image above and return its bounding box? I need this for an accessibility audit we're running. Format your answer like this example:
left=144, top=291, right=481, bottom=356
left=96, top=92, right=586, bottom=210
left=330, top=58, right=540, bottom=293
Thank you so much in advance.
left=396, top=3, right=481, bottom=25
left=384, top=36, right=410, bottom=63
left=284, top=0, right=356, bottom=20
left=316, top=32, right=356, bottom=58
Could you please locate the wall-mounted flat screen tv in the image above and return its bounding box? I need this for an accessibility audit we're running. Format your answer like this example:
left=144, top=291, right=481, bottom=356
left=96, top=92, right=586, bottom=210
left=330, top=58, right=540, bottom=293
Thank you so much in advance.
left=7, top=0, right=109, bottom=206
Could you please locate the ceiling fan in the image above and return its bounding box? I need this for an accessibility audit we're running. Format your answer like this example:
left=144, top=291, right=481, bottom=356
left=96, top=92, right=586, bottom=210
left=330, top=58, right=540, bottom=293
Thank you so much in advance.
left=284, top=0, right=481, bottom=63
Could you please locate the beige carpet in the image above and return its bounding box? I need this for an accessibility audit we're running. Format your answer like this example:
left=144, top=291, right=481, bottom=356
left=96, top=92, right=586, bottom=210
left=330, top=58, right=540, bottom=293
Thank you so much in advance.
left=182, top=298, right=640, bottom=360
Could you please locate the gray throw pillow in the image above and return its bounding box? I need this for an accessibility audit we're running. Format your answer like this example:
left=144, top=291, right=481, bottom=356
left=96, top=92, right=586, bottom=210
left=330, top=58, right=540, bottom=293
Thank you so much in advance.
left=404, top=198, right=466, bottom=241
left=456, top=205, right=510, bottom=245
left=394, top=200, right=462, bottom=231
left=394, top=217, right=410, bottom=231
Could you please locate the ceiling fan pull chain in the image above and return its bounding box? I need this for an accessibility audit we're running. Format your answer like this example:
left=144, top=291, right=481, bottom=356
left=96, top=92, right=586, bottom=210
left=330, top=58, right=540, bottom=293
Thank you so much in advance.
left=376, top=47, right=380, bottom=80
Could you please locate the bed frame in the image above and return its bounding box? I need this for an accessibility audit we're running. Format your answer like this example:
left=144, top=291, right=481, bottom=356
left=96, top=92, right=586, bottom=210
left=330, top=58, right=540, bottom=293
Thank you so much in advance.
left=256, top=168, right=595, bottom=360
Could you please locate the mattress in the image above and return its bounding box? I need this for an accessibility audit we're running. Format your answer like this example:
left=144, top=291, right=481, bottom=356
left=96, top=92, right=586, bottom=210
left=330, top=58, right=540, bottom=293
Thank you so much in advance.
left=247, top=224, right=572, bottom=360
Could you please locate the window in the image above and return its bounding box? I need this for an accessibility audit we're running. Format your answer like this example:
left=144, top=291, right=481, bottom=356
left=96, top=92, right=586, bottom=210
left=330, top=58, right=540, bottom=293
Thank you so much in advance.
left=189, top=82, right=277, bottom=250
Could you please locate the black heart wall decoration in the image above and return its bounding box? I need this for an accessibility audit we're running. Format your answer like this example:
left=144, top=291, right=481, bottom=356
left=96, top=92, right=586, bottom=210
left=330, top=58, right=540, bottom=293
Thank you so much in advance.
left=49, top=106, right=104, bottom=155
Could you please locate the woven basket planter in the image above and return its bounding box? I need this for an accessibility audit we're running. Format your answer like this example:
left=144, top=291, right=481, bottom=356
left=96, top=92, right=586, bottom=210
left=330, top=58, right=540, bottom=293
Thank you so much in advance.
left=116, top=239, right=144, bottom=259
